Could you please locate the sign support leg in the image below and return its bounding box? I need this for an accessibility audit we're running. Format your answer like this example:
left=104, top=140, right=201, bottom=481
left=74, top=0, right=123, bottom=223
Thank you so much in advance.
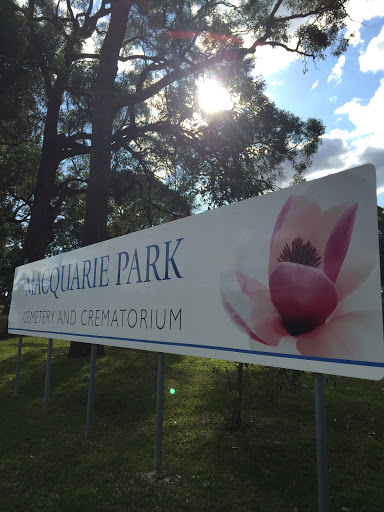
left=154, top=352, right=165, bottom=475
left=14, top=336, right=23, bottom=396
left=85, top=343, right=97, bottom=439
left=314, top=372, right=329, bottom=512
left=43, top=338, right=53, bottom=414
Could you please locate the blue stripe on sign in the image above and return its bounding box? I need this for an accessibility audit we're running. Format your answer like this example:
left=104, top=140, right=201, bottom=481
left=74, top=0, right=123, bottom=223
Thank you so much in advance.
left=8, top=327, right=384, bottom=368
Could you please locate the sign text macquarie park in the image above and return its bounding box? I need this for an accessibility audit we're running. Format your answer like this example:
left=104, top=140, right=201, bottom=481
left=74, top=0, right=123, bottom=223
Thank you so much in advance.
left=9, top=165, right=384, bottom=380
left=21, top=237, right=184, bottom=331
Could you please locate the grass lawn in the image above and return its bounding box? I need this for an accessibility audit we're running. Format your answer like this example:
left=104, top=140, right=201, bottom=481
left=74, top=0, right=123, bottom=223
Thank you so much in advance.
left=1, top=335, right=384, bottom=512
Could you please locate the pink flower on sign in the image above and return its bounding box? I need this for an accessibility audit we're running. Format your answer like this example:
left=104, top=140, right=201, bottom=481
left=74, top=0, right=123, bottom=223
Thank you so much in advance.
left=221, top=195, right=374, bottom=359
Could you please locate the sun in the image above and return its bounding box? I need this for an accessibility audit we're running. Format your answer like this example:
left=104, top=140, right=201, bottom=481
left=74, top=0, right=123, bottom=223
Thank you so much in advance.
left=198, top=79, right=234, bottom=113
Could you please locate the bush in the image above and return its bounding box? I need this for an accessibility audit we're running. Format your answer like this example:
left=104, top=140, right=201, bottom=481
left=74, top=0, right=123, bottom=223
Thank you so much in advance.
left=0, top=315, right=8, bottom=335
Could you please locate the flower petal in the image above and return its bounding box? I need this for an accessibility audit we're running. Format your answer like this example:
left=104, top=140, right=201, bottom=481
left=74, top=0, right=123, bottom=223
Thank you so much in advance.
left=335, top=261, right=375, bottom=301
left=270, top=196, right=292, bottom=251
left=270, top=198, right=358, bottom=278
left=296, top=311, right=377, bottom=359
left=269, top=196, right=322, bottom=277
left=221, top=296, right=267, bottom=344
left=317, top=202, right=356, bottom=257
left=269, top=262, right=338, bottom=336
left=324, top=204, right=358, bottom=283
left=220, top=271, right=287, bottom=346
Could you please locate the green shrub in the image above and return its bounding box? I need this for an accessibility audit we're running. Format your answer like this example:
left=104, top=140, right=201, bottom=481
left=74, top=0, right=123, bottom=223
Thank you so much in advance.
left=0, top=315, right=8, bottom=335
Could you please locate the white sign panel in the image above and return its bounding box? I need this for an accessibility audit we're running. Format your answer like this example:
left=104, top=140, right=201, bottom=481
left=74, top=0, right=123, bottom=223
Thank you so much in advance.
left=9, top=165, right=384, bottom=379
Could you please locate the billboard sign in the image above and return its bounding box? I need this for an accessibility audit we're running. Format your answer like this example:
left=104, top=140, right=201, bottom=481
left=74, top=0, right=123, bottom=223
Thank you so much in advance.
left=9, top=164, right=384, bottom=379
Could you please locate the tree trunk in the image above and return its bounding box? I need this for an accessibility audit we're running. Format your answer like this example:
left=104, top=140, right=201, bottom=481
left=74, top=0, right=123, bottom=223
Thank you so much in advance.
left=23, top=95, right=63, bottom=262
left=83, top=0, right=132, bottom=245
left=230, top=362, right=244, bottom=431
left=69, top=0, right=132, bottom=357
left=68, top=342, right=105, bottom=358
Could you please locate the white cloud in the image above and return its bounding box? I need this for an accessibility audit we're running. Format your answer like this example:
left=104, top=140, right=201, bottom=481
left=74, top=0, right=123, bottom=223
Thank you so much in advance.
left=270, top=3, right=384, bottom=195
left=308, top=138, right=384, bottom=194
left=253, top=44, right=298, bottom=77
left=344, top=0, right=384, bottom=46
left=333, top=79, right=384, bottom=139
left=359, top=25, right=384, bottom=72
left=308, top=136, right=349, bottom=174
left=308, top=80, right=384, bottom=193
left=346, top=0, right=384, bottom=21
left=312, top=80, right=319, bottom=90
left=328, top=55, right=346, bottom=83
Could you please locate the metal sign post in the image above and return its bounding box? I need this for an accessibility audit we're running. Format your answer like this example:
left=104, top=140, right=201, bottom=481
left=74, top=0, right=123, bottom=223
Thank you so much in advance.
left=43, top=338, right=53, bottom=414
left=14, top=336, right=23, bottom=396
left=85, top=343, right=97, bottom=439
left=13, top=258, right=28, bottom=397
left=154, top=352, right=165, bottom=475
left=314, top=372, right=329, bottom=512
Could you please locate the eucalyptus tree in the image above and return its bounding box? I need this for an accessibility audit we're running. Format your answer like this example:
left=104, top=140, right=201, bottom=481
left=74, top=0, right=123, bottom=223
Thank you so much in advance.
left=18, top=0, right=351, bottom=264
left=19, top=0, right=112, bottom=262
left=84, top=0, right=350, bottom=245
left=13, top=0, right=192, bottom=262
left=0, top=0, right=43, bottom=299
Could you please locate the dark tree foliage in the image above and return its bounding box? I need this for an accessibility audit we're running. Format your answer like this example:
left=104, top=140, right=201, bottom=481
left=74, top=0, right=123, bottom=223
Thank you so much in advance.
left=84, top=0, right=348, bottom=245
left=0, top=0, right=42, bottom=145
left=12, top=0, right=351, bottom=263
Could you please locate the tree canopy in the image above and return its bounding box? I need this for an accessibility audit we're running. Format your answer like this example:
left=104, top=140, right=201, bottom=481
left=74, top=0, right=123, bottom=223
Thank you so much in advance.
left=1, top=0, right=352, bottom=301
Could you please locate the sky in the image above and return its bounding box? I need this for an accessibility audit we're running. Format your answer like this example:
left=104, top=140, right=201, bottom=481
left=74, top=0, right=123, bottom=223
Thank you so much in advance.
left=23, top=0, right=384, bottom=205
left=252, top=0, right=384, bottom=205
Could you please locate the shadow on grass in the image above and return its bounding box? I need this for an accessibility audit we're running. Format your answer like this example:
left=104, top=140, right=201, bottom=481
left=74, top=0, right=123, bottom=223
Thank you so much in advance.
left=1, top=337, right=384, bottom=512
left=158, top=360, right=318, bottom=512
left=171, top=363, right=384, bottom=512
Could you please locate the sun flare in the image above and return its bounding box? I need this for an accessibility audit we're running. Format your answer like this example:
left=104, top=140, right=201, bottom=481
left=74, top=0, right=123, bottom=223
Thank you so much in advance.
left=198, top=79, right=233, bottom=113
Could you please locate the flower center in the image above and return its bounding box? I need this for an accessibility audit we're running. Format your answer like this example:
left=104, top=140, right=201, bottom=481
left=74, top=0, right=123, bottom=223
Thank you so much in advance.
left=277, top=237, right=321, bottom=268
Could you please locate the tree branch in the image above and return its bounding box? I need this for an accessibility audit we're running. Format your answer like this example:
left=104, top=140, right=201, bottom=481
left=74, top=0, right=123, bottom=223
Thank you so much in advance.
left=57, top=176, right=88, bottom=192
left=112, top=120, right=177, bottom=149
left=125, top=148, right=186, bottom=220
left=62, top=142, right=91, bottom=158
left=119, top=54, right=163, bottom=63
left=257, top=0, right=284, bottom=43
left=28, top=1, right=53, bottom=95
left=73, top=53, right=101, bottom=60
left=115, top=46, right=253, bottom=111
left=65, top=132, right=92, bottom=144
left=263, top=40, right=315, bottom=58
left=32, top=16, right=64, bottom=30
left=79, top=0, right=112, bottom=40
left=66, top=0, right=78, bottom=29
